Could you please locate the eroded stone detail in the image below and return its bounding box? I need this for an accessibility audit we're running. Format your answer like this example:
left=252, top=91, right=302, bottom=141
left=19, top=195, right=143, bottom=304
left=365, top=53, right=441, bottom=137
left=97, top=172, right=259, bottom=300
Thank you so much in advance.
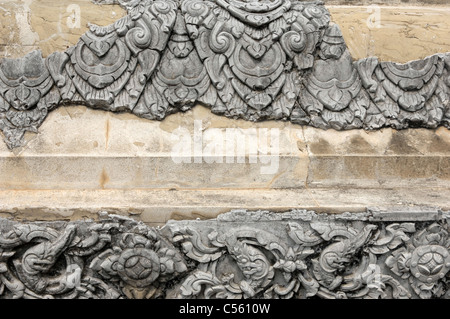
left=0, top=51, right=60, bottom=149
left=0, top=0, right=449, bottom=149
left=0, top=209, right=449, bottom=299
left=356, top=54, right=449, bottom=129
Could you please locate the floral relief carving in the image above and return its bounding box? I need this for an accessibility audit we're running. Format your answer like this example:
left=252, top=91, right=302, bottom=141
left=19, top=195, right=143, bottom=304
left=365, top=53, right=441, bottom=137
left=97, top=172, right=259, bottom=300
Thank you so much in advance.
left=0, top=0, right=448, bottom=149
left=1, top=210, right=448, bottom=299
left=385, top=223, right=450, bottom=299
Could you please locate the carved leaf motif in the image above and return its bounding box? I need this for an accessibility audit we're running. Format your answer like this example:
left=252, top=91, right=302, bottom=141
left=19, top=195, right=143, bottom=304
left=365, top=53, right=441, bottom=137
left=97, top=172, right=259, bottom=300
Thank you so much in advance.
left=215, top=0, right=291, bottom=28
left=179, top=270, right=223, bottom=298
left=172, top=227, right=223, bottom=263
left=0, top=51, right=53, bottom=113
left=369, top=223, right=416, bottom=255
left=141, top=83, right=170, bottom=120
left=280, top=23, right=306, bottom=60
left=290, top=5, right=330, bottom=70
left=356, top=57, right=379, bottom=93
left=116, top=49, right=160, bottom=112
left=298, top=271, right=320, bottom=298
left=90, top=249, right=120, bottom=279
left=125, top=2, right=177, bottom=55
left=150, top=1, right=178, bottom=34
left=287, top=222, right=323, bottom=246
left=410, top=278, right=445, bottom=299
left=310, top=222, right=358, bottom=241
left=377, top=97, right=400, bottom=120
left=153, top=13, right=210, bottom=111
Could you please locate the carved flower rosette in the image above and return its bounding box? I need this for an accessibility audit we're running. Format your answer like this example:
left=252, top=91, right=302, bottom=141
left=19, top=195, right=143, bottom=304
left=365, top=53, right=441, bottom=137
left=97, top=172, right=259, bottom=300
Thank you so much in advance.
left=385, top=223, right=450, bottom=299
left=0, top=216, right=187, bottom=299
left=90, top=230, right=187, bottom=299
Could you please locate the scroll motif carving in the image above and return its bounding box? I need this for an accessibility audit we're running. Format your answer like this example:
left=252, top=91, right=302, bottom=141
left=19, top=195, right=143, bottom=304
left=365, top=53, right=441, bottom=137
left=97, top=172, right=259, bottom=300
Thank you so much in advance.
left=0, top=209, right=449, bottom=299
left=0, top=0, right=448, bottom=149
left=356, top=54, right=449, bottom=129
left=299, top=24, right=370, bottom=130
left=0, top=51, right=59, bottom=148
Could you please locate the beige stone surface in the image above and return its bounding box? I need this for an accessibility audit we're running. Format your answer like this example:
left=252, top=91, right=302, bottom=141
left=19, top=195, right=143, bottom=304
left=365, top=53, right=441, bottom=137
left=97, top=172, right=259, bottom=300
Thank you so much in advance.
left=329, top=5, right=450, bottom=62
left=0, top=0, right=125, bottom=58
left=0, top=2, right=449, bottom=62
left=0, top=105, right=448, bottom=192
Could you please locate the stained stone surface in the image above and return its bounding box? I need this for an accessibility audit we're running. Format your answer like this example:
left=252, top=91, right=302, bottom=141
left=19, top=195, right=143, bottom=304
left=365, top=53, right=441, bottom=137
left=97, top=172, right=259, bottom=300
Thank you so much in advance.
left=3, top=105, right=448, bottom=191
left=0, top=104, right=448, bottom=227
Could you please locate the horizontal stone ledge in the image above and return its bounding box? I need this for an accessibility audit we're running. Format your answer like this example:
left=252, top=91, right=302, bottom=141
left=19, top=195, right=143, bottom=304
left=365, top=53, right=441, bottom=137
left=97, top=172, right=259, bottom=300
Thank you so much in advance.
left=0, top=187, right=449, bottom=226
left=0, top=106, right=448, bottom=190
left=0, top=154, right=447, bottom=190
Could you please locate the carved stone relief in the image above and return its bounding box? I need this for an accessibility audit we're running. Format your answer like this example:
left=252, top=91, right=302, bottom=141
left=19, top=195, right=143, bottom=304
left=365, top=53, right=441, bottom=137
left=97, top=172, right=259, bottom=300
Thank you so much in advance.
left=0, top=0, right=448, bottom=149
left=0, top=209, right=449, bottom=299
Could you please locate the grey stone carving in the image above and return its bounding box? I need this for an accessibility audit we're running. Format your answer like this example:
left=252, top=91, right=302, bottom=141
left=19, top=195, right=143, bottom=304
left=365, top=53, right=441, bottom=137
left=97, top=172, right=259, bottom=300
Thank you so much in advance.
left=0, top=51, right=60, bottom=149
left=0, top=208, right=449, bottom=299
left=0, top=0, right=449, bottom=149
left=299, top=24, right=370, bottom=130
left=356, top=53, right=449, bottom=129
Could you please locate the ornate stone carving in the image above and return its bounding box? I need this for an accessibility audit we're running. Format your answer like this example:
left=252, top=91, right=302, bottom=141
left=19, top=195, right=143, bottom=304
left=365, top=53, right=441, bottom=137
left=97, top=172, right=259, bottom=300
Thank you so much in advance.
left=299, top=24, right=370, bottom=130
left=0, top=0, right=449, bottom=149
left=0, top=209, right=449, bottom=299
left=0, top=51, right=60, bottom=148
left=356, top=54, right=449, bottom=129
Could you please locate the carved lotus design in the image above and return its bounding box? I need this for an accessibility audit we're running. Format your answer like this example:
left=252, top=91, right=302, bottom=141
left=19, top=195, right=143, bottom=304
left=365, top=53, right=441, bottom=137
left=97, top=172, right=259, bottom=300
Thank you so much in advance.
left=386, top=223, right=450, bottom=299
left=379, top=56, right=443, bottom=112
left=74, top=33, right=130, bottom=90
left=0, top=51, right=60, bottom=148
left=147, top=12, right=210, bottom=114
left=357, top=54, right=448, bottom=129
left=182, top=0, right=330, bottom=120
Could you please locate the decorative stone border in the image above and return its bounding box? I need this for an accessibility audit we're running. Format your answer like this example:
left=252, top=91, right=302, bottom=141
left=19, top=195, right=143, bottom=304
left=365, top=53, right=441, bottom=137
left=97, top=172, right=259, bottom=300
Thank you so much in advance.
left=0, top=208, right=449, bottom=299
left=0, top=0, right=449, bottom=149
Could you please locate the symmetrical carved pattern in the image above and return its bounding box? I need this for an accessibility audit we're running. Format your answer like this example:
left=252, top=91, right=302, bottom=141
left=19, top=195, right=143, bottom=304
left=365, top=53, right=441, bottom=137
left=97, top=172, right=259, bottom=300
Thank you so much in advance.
left=356, top=54, right=449, bottom=129
left=0, top=0, right=449, bottom=148
left=0, top=209, right=449, bottom=299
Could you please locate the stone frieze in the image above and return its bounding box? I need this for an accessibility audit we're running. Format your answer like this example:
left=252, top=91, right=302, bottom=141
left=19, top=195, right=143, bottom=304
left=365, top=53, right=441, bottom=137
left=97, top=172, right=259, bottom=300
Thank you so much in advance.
left=0, top=0, right=448, bottom=149
left=0, top=209, right=449, bottom=299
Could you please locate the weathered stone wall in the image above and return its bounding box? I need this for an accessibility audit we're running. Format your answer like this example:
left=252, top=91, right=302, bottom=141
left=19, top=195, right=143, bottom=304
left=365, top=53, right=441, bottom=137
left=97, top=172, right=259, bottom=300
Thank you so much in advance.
left=0, top=0, right=449, bottom=301
left=0, top=0, right=448, bottom=227
left=0, top=104, right=448, bottom=226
